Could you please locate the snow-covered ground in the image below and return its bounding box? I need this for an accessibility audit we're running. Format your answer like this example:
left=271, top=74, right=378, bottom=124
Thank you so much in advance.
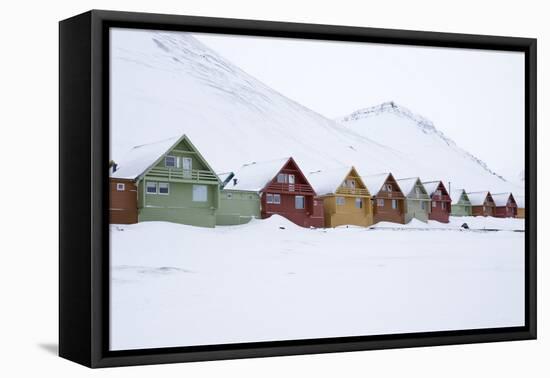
left=110, top=216, right=525, bottom=350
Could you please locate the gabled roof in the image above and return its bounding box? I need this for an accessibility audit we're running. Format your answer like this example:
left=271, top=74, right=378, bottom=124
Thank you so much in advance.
left=467, top=191, right=492, bottom=206
left=361, top=173, right=402, bottom=196
left=307, top=166, right=368, bottom=196
left=422, top=180, right=449, bottom=197
left=222, top=157, right=292, bottom=192
left=492, top=192, right=516, bottom=207
left=450, top=189, right=470, bottom=205
left=396, top=177, right=426, bottom=197
left=110, top=134, right=219, bottom=182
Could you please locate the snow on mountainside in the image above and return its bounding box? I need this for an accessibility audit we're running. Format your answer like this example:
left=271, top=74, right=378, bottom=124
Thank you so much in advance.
left=111, top=29, right=521, bottom=195
left=337, top=102, right=523, bottom=194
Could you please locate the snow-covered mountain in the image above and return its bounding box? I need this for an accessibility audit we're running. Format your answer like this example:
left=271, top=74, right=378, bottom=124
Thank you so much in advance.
left=111, top=29, right=522, bottom=195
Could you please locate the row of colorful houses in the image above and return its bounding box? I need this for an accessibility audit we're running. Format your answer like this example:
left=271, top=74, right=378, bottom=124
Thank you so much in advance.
left=109, top=134, right=525, bottom=228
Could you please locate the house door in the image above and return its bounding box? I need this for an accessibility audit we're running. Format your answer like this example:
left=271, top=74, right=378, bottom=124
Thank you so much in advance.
left=182, top=157, right=192, bottom=178
left=288, top=174, right=295, bottom=192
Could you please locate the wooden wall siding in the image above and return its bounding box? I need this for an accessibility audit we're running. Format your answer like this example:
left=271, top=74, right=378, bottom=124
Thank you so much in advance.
left=471, top=205, right=496, bottom=217
left=516, top=208, right=525, bottom=218
left=451, top=204, right=472, bottom=216
left=373, top=198, right=405, bottom=224
left=404, top=199, right=429, bottom=223
left=260, top=193, right=324, bottom=227
left=259, top=158, right=324, bottom=227
left=323, top=195, right=374, bottom=227
left=216, top=190, right=261, bottom=225
left=495, top=204, right=518, bottom=218
left=109, top=179, right=138, bottom=224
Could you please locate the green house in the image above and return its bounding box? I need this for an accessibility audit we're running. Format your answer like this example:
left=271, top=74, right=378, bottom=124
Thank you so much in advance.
left=451, top=189, right=472, bottom=216
left=110, top=134, right=220, bottom=227
left=396, top=177, right=431, bottom=223
left=216, top=173, right=261, bottom=225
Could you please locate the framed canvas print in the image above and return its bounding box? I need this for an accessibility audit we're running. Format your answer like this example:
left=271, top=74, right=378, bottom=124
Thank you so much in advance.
left=59, top=10, right=537, bottom=368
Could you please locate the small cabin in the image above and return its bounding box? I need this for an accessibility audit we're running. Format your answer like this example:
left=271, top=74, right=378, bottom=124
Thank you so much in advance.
left=492, top=192, right=518, bottom=218
left=450, top=189, right=472, bottom=216
left=308, top=166, right=373, bottom=228
left=396, top=177, right=431, bottom=223
left=467, top=191, right=496, bottom=217
left=227, top=157, right=324, bottom=228
left=422, top=181, right=451, bottom=223
left=362, top=173, right=406, bottom=224
left=110, top=134, right=221, bottom=227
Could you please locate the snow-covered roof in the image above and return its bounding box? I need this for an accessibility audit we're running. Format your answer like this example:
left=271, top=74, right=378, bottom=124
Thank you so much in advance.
left=467, top=191, right=491, bottom=206
left=422, top=180, right=445, bottom=196
left=515, top=195, right=525, bottom=208
left=396, top=177, right=422, bottom=197
left=450, top=189, right=468, bottom=205
left=361, top=173, right=392, bottom=195
left=223, top=157, right=290, bottom=192
left=492, top=192, right=513, bottom=207
left=111, top=136, right=180, bottom=180
left=307, top=166, right=355, bottom=196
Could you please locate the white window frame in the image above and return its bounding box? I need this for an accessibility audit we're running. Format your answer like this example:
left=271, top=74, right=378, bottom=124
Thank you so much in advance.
left=336, top=196, right=346, bottom=206
left=377, top=198, right=384, bottom=207
left=146, top=181, right=157, bottom=194
left=273, top=194, right=281, bottom=204
left=116, top=183, right=125, bottom=192
left=158, top=182, right=170, bottom=195
left=391, top=199, right=398, bottom=209
left=266, top=193, right=274, bottom=204
left=192, top=185, right=208, bottom=202
left=355, top=198, right=362, bottom=209
left=277, top=173, right=287, bottom=183
left=165, top=155, right=177, bottom=168
left=441, top=202, right=446, bottom=209
left=432, top=201, right=437, bottom=208
left=295, top=195, right=305, bottom=209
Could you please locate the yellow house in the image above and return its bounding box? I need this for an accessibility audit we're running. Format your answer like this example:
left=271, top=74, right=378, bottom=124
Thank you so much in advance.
left=308, top=166, right=373, bottom=227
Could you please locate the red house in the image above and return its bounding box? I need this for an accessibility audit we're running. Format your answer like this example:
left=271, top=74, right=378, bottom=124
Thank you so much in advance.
left=422, top=181, right=451, bottom=223
left=492, top=192, right=518, bottom=218
left=362, top=173, right=406, bottom=224
left=467, top=191, right=496, bottom=217
left=228, top=157, right=324, bottom=227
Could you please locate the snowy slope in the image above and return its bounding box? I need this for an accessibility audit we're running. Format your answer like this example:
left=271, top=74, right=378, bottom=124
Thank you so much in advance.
left=337, top=102, right=523, bottom=194
left=111, top=29, right=521, bottom=196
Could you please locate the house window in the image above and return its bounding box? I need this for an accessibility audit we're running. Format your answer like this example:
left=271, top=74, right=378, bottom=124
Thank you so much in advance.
left=435, top=190, right=442, bottom=196
left=441, top=202, right=446, bottom=209
left=277, top=173, right=287, bottom=183
left=295, top=195, right=305, bottom=209
left=432, top=201, right=437, bottom=208
left=345, top=179, right=356, bottom=188
left=165, top=155, right=177, bottom=168
left=377, top=198, right=384, bottom=207
left=266, top=193, right=273, bottom=203
left=355, top=198, right=363, bottom=209
left=273, top=194, right=281, bottom=204
left=192, top=185, right=207, bottom=202
left=415, top=187, right=421, bottom=195
left=116, top=183, right=125, bottom=191
left=336, top=197, right=345, bottom=206
left=146, top=181, right=157, bottom=194
left=158, top=182, right=169, bottom=195
left=383, top=184, right=392, bottom=192
left=421, top=201, right=426, bottom=210
left=391, top=199, right=398, bottom=209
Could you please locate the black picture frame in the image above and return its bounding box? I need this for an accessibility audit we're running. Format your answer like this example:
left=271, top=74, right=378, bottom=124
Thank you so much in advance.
left=59, top=9, right=537, bottom=368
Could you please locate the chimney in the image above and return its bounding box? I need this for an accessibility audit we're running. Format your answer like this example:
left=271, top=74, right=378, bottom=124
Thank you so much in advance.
left=233, top=178, right=238, bottom=185
left=112, top=163, right=118, bottom=173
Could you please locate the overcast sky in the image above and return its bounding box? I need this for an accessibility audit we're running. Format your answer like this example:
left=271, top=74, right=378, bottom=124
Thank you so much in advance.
left=193, top=33, right=525, bottom=182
